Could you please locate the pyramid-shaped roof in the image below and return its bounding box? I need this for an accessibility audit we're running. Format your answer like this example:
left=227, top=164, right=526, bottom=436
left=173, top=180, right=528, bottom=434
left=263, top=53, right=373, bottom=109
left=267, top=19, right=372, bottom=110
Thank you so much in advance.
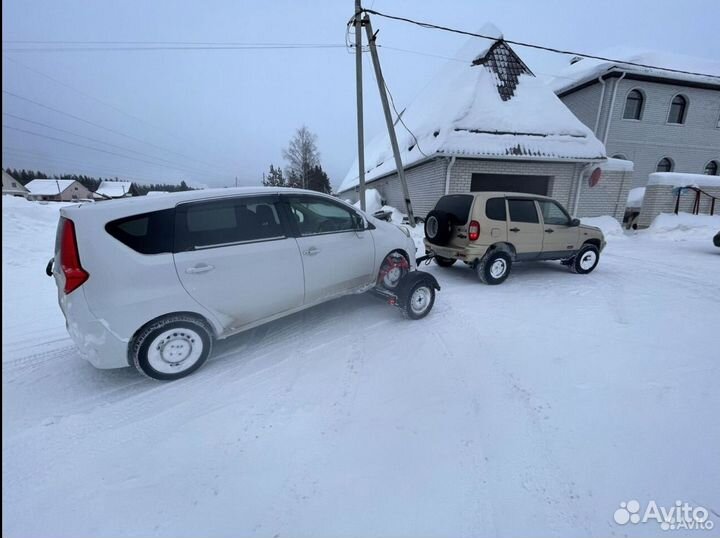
left=340, top=24, right=606, bottom=192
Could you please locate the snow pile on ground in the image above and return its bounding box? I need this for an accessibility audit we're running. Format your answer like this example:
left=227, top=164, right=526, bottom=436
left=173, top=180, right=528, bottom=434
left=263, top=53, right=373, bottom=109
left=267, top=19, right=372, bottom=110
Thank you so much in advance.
left=580, top=215, right=626, bottom=240
left=626, top=187, right=646, bottom=208
left=3, top=197, right=719, bottom=538
left=353, top=188, right=384, bottom=213
left=647, top=212, right=720, bottom=240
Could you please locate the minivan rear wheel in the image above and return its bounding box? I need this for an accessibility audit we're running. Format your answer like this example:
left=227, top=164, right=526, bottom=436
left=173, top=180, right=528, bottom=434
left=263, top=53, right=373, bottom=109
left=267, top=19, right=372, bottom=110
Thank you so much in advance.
left=476, top=251, right=512, bottom=285
left=131, top=315, right=213, bottom=380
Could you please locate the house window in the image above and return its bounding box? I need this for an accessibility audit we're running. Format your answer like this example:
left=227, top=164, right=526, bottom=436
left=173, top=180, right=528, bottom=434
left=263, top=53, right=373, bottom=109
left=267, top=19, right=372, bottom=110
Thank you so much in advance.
left=668, top=95, right=688, bottom=124
left=704, top=160, right=719, bottom=176
left=656, top=157, right=674, bottom=173
left=623, top=90, right=644, bottom=120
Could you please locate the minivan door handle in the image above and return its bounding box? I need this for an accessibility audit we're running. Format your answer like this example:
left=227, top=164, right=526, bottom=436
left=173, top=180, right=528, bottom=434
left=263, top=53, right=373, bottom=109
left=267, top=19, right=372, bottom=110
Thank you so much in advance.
left=303, top=246, right=320, bottom=256
left=185, top=263, right=215, bottom=274
left=509, top=227, right=520, bottom=233
left=544, top=228, right=554, bottom=233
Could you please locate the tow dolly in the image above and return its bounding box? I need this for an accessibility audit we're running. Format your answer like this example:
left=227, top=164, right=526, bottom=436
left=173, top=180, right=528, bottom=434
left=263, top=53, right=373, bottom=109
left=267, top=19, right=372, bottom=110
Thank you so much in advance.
left=372, top=252, right=440, bottom=320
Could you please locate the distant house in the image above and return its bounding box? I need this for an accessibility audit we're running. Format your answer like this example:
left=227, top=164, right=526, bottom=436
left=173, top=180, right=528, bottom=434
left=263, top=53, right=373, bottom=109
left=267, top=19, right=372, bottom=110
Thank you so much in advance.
left=25, top=179, right=92, bottom=202
left=338, top=25, right=632, bottom=221
left=2, top=171, right=30, bottom=197
left=554, top=50, right=720, bottom=189
left=94, top=180, right=139, bottom=199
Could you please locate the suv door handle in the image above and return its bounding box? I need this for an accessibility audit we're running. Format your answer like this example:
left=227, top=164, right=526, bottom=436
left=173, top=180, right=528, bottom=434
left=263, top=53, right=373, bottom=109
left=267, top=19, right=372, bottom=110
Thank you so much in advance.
left=509, top=227, right=520, bottom=233
left=544, top=228, right=554, bottom=233
left=303, top=246, right=320, bottom=256
left=185, top=263, right=215, bottom=274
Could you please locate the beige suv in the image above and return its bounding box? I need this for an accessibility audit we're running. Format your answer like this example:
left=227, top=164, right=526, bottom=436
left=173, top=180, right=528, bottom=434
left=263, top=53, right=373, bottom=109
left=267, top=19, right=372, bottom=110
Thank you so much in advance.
left=423, top=192, right=606, bottom=284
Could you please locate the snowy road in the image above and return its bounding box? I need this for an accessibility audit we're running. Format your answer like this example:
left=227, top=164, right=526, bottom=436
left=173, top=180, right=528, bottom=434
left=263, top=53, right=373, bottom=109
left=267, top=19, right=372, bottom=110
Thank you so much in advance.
left=3, top=197, right=720, bottom=537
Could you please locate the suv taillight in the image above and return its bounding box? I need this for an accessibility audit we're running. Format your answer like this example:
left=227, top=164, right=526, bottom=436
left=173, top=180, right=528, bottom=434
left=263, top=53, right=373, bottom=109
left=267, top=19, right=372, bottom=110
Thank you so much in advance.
left=468, top=220, right=480, bottom=241
left=60, top=218, right=89, bottom=294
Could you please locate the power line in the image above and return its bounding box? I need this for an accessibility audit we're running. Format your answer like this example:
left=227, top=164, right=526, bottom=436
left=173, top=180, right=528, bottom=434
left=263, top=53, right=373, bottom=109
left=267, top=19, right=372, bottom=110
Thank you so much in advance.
left=2, top=124, right=222, bottom=177
left=2, top=90, right=230, bottom=177
left=362, top=8, right=720, bottom=80
left=2, top=112, right=224, bottom=177
left=2, top=54, right=235, bottom=165
left=3, top=43, right=346, bottom=52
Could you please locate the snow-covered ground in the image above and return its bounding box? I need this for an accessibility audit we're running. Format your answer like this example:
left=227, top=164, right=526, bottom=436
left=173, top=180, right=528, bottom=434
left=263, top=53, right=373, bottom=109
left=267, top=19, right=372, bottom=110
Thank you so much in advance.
left=3, top=195, right=719, bottom=537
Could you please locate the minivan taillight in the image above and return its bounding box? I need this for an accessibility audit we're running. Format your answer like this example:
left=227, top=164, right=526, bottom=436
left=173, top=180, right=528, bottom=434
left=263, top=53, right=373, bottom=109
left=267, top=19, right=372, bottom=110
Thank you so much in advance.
left=468, top=220, right=480, bottom=241
left=60, top=218, right=89, bottom=294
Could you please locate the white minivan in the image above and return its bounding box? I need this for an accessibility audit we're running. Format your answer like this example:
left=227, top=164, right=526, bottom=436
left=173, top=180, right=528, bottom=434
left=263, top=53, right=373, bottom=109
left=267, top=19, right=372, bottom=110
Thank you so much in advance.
left=51, top=187, right=437, bottom=380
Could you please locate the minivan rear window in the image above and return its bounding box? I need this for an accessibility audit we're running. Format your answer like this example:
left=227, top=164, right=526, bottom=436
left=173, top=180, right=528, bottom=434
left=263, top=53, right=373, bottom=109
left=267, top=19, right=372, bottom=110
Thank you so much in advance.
left=435, top=195, right=473, bottom=224
left=106, top=209, right=174, bottom=254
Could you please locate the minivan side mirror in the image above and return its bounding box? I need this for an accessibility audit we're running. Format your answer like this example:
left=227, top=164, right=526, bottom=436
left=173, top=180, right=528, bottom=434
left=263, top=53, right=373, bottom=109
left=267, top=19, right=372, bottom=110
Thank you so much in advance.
left=570, top=218, right=581, bottom=227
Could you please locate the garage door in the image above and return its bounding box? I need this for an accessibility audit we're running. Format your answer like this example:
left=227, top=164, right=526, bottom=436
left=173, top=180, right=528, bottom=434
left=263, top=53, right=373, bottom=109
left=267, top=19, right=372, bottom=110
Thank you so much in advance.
left=470, top=173, right=550, bottom=196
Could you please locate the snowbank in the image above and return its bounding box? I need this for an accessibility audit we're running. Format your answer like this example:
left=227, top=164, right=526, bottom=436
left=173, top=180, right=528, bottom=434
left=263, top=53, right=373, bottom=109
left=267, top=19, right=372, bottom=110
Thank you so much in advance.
left=647, top=212, right=720, bottom=240
left=580, top=215, right=625, bottom=239
left=352, top=188, right=384, bottom=214
left=626, top=187, right=646, bottom=208
left=648, top=172, right=720, bottom=188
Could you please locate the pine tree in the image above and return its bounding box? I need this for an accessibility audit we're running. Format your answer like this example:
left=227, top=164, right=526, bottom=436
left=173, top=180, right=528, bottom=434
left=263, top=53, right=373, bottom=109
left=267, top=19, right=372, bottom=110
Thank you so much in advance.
left=306, top=165, right=332, bottom=194
left=262, top=164, right=286, bottom=187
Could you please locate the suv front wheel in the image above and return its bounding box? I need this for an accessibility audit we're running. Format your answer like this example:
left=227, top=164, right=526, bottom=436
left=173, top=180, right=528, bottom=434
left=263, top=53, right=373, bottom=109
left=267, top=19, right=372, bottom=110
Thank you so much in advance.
left=476, top=250, right=512, bottom=285
left=569, top=244, right=600, bottom=274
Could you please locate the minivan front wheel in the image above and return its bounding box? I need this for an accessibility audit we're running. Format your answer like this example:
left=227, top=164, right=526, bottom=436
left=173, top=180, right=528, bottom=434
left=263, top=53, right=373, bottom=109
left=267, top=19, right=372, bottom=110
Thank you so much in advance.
left=131, top=315, right=213, bottom=380
left=476, top=251, right=512, bottom=285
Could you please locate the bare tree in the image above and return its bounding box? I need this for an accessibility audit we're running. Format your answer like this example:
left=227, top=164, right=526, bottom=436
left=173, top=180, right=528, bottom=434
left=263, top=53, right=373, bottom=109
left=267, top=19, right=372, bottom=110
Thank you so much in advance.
left=282, top=126, right=320, bottom=190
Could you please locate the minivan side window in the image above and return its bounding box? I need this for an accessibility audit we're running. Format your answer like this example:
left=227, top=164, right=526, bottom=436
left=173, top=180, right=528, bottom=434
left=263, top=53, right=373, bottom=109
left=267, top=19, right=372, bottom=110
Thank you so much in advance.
left=507, top=199, right=539, bottom=223
left=106, top=209, right=175, bottom=254
left=485, top=198, right=507, bottom=221
left=537, top=200, right=571, bottom=226
left=288, top=197, right=362, bottom=236
left=176, top=198, right=284, bottom=251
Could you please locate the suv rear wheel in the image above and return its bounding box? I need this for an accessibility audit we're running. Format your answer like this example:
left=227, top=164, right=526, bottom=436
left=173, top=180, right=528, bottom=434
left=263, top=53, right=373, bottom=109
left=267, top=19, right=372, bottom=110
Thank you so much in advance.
left=476, top=250, right=512, bottom=285
left=434, top=255, right=456, bottom=267
left=131, top=314, right=213, bottom=380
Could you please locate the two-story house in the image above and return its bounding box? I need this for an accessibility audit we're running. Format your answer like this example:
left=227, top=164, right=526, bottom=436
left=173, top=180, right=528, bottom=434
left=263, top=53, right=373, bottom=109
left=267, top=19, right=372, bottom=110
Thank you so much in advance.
left=554, top=51, right=720, bottom=189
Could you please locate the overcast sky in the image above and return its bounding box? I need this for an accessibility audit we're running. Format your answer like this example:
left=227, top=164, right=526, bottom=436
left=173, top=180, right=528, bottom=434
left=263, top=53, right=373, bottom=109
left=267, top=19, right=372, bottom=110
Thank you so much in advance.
left=2, top=0, right=718, bottom=190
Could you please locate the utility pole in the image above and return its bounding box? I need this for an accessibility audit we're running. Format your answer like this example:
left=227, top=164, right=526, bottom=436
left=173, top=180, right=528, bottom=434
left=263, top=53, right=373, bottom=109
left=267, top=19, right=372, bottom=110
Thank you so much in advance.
left=354, top=0, right=366, bottom=211
left=363, top=15, right=416, bottom=226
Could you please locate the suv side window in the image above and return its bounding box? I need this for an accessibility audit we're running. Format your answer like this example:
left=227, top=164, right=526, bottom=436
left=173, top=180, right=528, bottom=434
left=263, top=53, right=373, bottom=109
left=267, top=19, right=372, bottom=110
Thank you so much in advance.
left=537, top=200, right=571, bottom=226
left=106, top=209, right=174, bottom=254
left=507, top=199, right=539, bottom=223
left=485, top=198, right=507, bottom=221
left=176, top=197, right=284, bottom=251
left=288, top=197, right=363, bottom=236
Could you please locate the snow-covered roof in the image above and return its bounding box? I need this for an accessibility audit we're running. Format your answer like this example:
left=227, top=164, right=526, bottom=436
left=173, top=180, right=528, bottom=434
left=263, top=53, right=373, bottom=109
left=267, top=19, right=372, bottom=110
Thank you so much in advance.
left=25, top=179, right=76, bottom=195
left=340, top=25, right=606, bottom=192
left=95, top=180, right=134, bottom=197
left=552, top=48, right=720, bottom=95
left=626, top=187, right=646, bottom=208
left=599, top=158, right=634, bottom=172
left=648, top=172, right=720, bottom=189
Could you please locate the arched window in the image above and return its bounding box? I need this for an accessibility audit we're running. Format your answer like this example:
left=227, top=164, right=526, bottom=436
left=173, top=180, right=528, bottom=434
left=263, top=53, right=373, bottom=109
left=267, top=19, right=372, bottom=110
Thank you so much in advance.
left=668, top=95, right=688, bottom=124
left=704, top=160, right=719, bottom=176
left=656, top=158, right=674, bottom=173
left=623, top=90, right=644, bottom=120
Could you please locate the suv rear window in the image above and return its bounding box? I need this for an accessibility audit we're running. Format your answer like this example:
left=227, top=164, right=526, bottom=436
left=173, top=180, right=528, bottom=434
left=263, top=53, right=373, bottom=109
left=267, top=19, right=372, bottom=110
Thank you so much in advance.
left=106, top=209, right=174, bottom=254
left=435, top=195, right=473, bottom=224
left=485, top=198, right=507, bottom=221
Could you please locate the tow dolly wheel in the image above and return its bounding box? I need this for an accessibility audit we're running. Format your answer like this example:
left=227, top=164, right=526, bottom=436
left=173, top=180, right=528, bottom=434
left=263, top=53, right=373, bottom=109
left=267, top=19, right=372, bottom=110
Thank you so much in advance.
left=401, top=280, right=435, bottom=320
left=378, top=252, right=409, bottom=290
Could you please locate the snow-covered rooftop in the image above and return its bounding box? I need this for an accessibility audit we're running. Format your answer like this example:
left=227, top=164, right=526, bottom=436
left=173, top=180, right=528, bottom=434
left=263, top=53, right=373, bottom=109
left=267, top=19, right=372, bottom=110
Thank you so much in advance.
left=648, top=172, right=720, bottom=189
left=626, top=187, right=646, bottom=208
left=599, top=157, right=634, bottom=172
left=95, top=180, right=134, bottom=197
left=25, top=179, right=76, bottom=196
left=552, top=48, right=720, bottom=95
left=340, top=25, right=606, bottom=192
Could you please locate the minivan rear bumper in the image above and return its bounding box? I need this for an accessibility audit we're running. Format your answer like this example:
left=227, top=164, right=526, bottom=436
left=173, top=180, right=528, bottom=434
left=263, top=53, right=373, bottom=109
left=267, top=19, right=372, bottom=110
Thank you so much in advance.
left=60, top=290, right=130, bottom=369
